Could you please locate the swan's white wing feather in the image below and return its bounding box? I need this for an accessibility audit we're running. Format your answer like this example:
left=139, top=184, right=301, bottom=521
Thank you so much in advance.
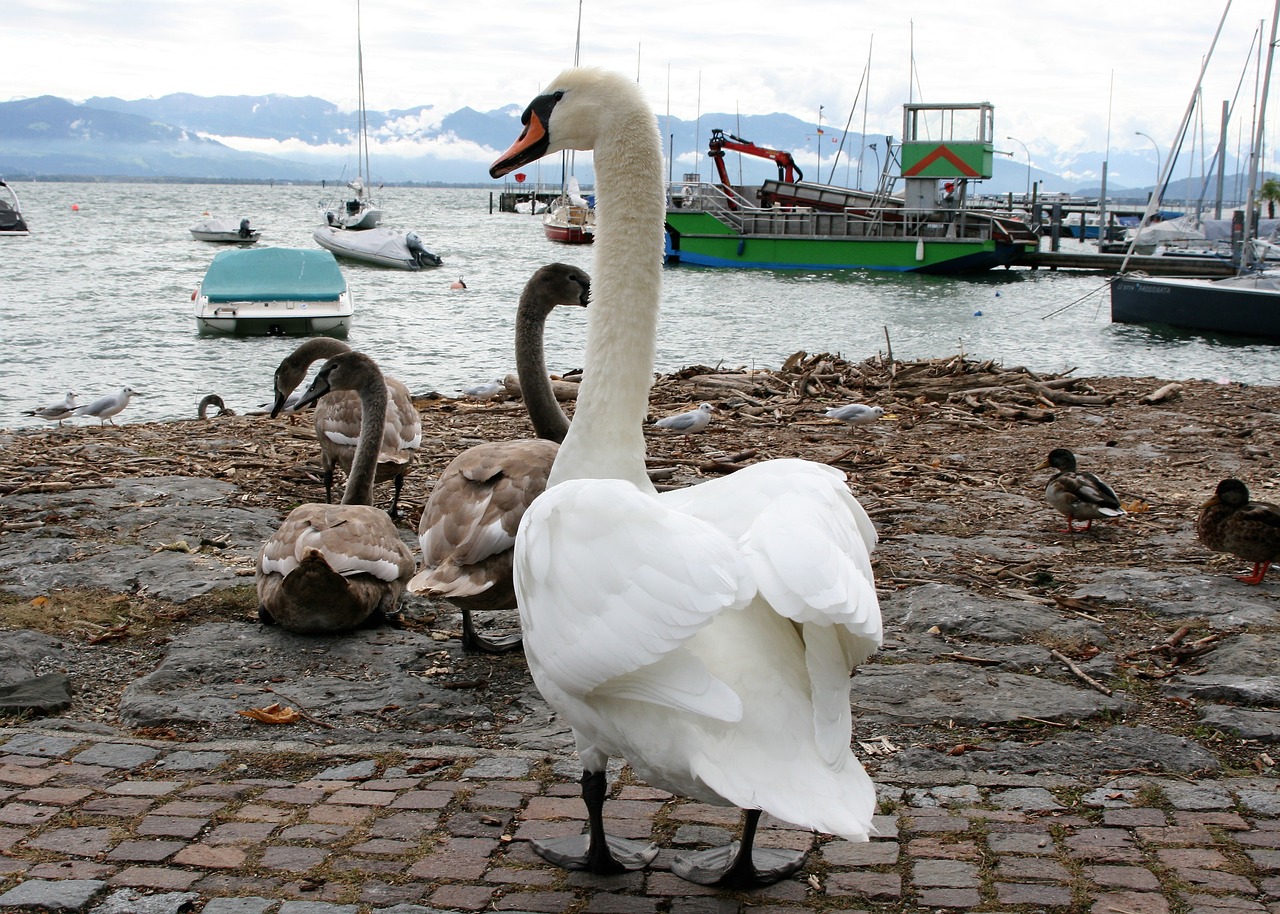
left=662, top=460, right=880, bottom=645
left=516, top=477, right=752, bottom=718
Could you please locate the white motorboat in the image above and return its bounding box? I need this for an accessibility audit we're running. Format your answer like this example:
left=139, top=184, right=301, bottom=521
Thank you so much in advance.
left=193, top=247, right=353, bottom=337
left=313, top=224, right=442, bottom=270
left=190, top=215, right=261, bottom=243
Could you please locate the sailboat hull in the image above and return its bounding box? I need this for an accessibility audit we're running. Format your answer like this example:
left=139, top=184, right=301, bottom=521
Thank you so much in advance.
left=1110, top=274, right=1280, bottom=340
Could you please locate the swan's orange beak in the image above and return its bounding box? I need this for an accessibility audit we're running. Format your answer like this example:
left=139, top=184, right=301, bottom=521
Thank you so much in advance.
left=491, top=90, right=560, bottom=178
left=491, top=115, right=547, bottom=177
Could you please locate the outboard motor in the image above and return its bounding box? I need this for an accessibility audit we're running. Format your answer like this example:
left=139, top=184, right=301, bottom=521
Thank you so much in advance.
left=238, top=218, right=253, bottom=239
left=405, top=232, right=442, bottom=269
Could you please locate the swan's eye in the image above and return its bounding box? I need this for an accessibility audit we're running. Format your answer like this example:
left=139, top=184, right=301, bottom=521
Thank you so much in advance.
left=552, top=91, right=565, bottom=102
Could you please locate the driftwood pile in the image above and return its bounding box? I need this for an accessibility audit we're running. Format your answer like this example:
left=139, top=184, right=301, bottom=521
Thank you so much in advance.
left=664, top=350, right=1116, bottom=429
left=0, top=353, right=1111, bottom=517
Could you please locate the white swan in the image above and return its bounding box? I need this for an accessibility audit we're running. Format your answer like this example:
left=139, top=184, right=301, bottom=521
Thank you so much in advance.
left=492, top=68, right=882, bottom=888
left=272, top=338, right=422, bottom=518
left=256, top=350, right=416, bottom=634
left=408, top=263, right=589, bottom=653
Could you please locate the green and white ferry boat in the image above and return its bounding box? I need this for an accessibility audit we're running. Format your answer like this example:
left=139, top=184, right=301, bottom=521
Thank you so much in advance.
left=664, top=102, right=1039, bottom=273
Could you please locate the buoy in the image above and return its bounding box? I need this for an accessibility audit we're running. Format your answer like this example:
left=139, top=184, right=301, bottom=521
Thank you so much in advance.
left=450, top=277, right=467, bottom=290
left=974, top=310, right=983, bottom=317
left=71, top=204, right=79, bottom=211
left=915, top=239, right=925, bottom=261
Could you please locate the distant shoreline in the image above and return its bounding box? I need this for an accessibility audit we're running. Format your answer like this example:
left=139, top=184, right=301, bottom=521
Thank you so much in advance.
left=4, top=175, right=498, bottom=188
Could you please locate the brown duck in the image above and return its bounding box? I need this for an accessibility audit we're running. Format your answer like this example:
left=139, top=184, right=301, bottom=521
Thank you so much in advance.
left=1197, top=478, right=1280, bottom=584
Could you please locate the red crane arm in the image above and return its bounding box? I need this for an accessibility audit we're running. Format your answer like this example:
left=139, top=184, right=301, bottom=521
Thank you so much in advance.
left=706, top=128, right=804, bottom=184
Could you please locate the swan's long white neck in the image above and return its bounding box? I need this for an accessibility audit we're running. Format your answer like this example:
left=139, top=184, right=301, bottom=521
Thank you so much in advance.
left=547, top=79, right=665, bottom=493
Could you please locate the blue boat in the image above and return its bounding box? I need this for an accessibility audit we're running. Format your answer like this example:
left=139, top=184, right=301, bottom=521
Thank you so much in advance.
left=193, top=247, right=353, bottom=337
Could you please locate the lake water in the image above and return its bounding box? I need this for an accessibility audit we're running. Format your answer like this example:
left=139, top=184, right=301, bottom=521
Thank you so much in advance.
left=2, top=181, right=1277, bottom=429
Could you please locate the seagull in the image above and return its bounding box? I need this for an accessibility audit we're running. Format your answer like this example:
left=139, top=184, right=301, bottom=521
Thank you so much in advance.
left=825, top=404, right=885, bottom=427
left=653, top=402, right=714, bottom=434
left=24, top=392, right=79, bottom=426
left=74, top=387, right=139, bottom=426
left=461, top=378, right=504, bottom=400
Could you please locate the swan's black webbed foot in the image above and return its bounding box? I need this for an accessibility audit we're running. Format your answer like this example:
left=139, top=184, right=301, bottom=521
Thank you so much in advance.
left=672, top=843, right=806, bottom=887
left=672, top=809, right=806, bottom=887
left=532, top=833, right=658, bottom=874
left=461, top=610, right=523, bottom=654
left=532, top=769, right=657, bottom=874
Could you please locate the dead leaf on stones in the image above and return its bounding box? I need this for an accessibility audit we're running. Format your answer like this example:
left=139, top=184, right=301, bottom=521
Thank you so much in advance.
left=237, top=702, right=303, bottom=724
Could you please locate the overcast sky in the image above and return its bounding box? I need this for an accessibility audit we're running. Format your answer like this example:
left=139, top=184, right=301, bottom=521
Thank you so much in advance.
left=7, top=0, right=1278, bottom=167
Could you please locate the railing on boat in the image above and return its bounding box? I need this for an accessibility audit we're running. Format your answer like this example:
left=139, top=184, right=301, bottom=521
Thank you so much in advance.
left=668, top=181, right=1036, bottom=245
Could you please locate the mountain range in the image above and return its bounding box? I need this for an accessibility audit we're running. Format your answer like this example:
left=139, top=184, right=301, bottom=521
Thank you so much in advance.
left=0, top=92, right=1250, bottom=201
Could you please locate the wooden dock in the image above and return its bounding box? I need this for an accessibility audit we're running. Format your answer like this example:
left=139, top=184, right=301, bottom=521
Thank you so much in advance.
left=1016, top=250, right=1237, bottom=277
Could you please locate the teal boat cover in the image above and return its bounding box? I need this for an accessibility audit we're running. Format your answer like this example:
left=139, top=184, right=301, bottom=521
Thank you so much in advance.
left=201, top=247, right=347, bottom=302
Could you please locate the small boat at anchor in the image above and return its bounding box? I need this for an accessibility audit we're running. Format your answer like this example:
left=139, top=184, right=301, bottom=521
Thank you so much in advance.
left=0, top=179, right=30, bottom=236
left=190, top=216, right=261, bottom=243
left=193, top=247, right=353, bottom=338
left=543, top=177, right=595, bottom=244
left=313, top=224, right=442, bottom=270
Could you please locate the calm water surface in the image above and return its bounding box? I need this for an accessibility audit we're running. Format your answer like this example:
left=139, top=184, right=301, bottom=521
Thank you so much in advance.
left=2, top=181, right=1277, bottom=428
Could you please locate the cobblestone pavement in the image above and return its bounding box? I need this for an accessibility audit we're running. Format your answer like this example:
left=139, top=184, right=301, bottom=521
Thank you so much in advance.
left=0, top=729, right=1276, bottom=914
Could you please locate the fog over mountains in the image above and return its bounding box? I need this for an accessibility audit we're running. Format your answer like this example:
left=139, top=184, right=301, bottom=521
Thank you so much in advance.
left=0, top=91, right=1247, bottom=200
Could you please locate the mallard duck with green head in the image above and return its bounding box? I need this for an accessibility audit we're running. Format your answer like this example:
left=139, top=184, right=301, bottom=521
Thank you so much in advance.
left=1037, top=447, right=1126, bottom=533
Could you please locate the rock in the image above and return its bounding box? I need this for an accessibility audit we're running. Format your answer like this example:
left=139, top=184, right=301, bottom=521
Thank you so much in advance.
left=851, top=661, right=1130, bottom=727
left=0, top=630, right=62, bottom=685
left=881, top=583, right=1107, bottom=645
left=0, top=477, right=279, bottom=603
left=117, top=622, right=530, bottom=748
left=877, top=725, right=1221, bottom=777
left=0, top=673, right=72, bottom=714
left=1197, top=705, right=1280, bottom=743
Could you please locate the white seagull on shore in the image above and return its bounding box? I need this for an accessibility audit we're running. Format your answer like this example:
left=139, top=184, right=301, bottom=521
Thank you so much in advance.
left=653, top=402, right=714, bottom=434
left=24, top=392, right=79, bottom=426
left=825, top=404, right=885, bottom=428
left=74, top=387, right=139, bottom=426
left=461, top=378, right=505, bottom=400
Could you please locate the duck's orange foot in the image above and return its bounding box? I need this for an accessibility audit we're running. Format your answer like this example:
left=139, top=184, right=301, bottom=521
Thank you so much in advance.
left=1235, top=562, right=1270, bottom=585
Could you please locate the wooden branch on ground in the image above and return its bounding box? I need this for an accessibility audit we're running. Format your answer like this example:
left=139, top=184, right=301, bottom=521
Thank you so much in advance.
left=1049, top=648, right=1113, bottom=696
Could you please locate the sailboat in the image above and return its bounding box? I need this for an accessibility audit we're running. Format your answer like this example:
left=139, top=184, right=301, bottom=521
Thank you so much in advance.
left=1110, top=0, right=1280, bottom=340
left=314, top=0, right=442, bottom=270
left=542, top=175, right=595, bottom=244
left=542, top=0, right=595, bottom=245
left=321, top=7, right=382, bottom=233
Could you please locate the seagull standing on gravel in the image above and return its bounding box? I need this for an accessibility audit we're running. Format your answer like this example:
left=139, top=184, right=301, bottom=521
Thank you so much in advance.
left=461, top=378, right=504, bottom=400
left=825, top=404, right=885, bottom=428
left=24, top=391, right=79, bottom=426
left=75, top=387, right=139, bottom=426
left=653, top=402, right=715, bottom=434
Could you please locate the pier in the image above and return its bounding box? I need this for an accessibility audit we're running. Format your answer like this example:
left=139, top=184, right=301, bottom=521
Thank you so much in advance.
left=1016, top=249, right=1238, bottom=276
